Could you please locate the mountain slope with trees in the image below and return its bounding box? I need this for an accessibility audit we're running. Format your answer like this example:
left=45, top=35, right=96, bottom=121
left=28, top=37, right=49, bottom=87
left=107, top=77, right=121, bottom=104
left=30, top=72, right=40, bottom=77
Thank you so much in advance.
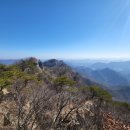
left=0, top=57, right=130, bottom=130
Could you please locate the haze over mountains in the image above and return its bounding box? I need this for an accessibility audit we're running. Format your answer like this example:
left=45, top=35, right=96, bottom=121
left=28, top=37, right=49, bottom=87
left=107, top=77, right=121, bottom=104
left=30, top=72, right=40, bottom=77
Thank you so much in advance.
left=66, top=59, right=130, bottom=103
left=73, top=67, right=129, bottom=87
left=0, top=59, right=19, bottom=65
left=66, top=59, right=130, bottom=85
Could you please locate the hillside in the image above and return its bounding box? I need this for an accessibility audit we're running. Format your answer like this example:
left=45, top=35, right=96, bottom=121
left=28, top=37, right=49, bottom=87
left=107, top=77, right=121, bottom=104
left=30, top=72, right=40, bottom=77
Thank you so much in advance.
left=74, top=67, right=129, bottom=87
left=72, top=65, right=130, bottom=103
left=0, top=57, right=130, bottom=130
left=111, top=87, right=130, bottom=103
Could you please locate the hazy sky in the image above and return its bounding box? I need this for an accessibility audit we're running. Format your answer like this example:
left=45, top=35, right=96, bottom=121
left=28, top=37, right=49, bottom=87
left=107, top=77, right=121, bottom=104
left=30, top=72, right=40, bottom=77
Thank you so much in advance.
left=0, top=0, right=130, bottom=59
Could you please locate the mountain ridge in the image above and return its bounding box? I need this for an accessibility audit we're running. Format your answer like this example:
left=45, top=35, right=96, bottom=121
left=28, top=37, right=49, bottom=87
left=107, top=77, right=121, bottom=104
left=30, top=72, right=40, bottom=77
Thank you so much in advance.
left=0, top=57, right=130, bottom=130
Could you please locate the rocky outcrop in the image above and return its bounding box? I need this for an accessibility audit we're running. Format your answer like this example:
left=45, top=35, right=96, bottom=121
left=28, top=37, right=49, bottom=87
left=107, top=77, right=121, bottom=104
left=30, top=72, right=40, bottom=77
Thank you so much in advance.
left=103, top=112, right=130, bottom=130
left=43, top=59, right=65, bottom=68
left=0, top=100, right=16, bottom=130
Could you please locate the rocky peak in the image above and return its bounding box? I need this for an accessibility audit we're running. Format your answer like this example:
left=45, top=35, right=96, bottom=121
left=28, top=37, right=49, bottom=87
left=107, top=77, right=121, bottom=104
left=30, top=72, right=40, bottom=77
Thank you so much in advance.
left=17, top=57, right=43, bottom=73
left=43, top=59, right=66, bottom=68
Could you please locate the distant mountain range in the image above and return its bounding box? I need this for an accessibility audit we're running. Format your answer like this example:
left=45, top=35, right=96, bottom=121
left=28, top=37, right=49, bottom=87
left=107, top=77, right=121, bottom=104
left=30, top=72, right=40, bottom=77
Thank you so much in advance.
left=0, top=59, right=19, bottom=65
left=74, top=67, right=129, bottom=88
left=66, top=59, right=130, bottom=73
left=66, top=60, right=130, bottom=85
left=90, top=61, right=130, bottom=74
left=66, top=60, right=130, bottom=103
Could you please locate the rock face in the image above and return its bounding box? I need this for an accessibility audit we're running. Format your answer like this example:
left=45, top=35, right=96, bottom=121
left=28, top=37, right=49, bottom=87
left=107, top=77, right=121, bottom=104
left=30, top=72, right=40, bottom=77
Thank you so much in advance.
left=1, top=97, right=130, bottom=130
left=0, top=100, right=16, bottom=129
left=43, top=59, right=65, bottom=68
left=0, top=105, right=128, bottom=129
left=103, top=112, right=130, bottom=130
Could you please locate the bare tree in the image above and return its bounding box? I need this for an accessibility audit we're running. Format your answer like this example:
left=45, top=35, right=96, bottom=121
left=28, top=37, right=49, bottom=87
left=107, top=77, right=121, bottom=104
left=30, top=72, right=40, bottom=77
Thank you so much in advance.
left=13, top=79, right=53, bottom=130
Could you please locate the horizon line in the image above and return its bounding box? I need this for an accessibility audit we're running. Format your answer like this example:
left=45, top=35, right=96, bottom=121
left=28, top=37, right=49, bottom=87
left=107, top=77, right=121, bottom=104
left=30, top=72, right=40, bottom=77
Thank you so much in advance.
left=1, top=57, right=130, bottom=61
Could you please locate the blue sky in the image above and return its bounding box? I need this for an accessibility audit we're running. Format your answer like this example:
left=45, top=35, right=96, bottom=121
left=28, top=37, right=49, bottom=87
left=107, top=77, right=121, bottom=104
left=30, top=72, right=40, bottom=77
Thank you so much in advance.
left=0, top=0, right=130, bottom=59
